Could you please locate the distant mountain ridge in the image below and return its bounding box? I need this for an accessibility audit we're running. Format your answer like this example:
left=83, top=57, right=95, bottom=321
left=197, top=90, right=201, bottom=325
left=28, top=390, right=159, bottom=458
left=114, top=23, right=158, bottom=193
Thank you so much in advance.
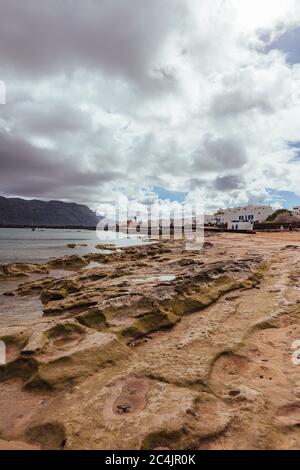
left=0, top=196, right=99, bottom=227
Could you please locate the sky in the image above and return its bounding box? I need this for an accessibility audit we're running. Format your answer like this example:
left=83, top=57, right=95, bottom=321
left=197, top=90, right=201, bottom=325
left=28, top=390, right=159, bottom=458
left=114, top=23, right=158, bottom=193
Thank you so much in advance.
left=1, top=0, right=300, bottom=213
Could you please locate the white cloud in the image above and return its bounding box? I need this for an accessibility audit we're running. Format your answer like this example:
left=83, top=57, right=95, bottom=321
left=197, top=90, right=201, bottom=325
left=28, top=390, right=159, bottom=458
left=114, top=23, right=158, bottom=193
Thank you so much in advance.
left=1, top=0, right=300, bottom=211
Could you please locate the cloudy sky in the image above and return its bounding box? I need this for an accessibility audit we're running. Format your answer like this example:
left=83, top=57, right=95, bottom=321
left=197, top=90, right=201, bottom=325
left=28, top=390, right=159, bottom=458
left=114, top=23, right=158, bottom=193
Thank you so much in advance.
left=1, top=0, right=300, bottom=212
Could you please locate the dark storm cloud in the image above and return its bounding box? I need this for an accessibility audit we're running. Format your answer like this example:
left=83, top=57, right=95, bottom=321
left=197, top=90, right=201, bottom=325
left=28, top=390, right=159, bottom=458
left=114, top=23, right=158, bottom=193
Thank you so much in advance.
left=21, top=102, right=90, bottom=136
left=0, top=0, right=183, bottom=92
left=188, top=178, right=208, bottom=190
left=0, top=131, right=52, bottom=173
left=0, top=95, right=93, bottom=142
left=213, top=175, right=242, bottom=191
left=192, top=136, right=247, bottom=172
left=0, top=131, right=122, bottom=200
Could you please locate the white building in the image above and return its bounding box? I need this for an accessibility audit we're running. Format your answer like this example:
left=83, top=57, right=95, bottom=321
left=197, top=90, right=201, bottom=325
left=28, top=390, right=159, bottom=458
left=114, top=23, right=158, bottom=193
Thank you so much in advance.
left=214, top=205, right=273, bottom=226
left=229, top=220, right=254, bottom=231
left=293, top=207, right=300, bottom=218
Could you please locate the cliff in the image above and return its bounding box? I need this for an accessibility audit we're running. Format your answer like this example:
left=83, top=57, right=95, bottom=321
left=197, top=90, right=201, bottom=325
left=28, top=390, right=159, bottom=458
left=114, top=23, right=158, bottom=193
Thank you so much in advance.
left=0, top=196, right=99, bottom=227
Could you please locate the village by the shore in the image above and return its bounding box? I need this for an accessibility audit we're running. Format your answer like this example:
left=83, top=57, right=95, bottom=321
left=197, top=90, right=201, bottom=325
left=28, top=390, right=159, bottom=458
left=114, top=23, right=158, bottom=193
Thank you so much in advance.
left=116, top=204, right=300, bottom=237
left=204, top=204, right=300, bottom=231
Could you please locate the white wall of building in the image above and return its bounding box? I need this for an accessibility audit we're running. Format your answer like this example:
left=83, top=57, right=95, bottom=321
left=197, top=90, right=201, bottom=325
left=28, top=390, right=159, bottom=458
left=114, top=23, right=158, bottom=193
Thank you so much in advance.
left=205, top=205, right=273, bottom=226
left=229, top=220, right=254, bottom=231
left=293, top=207, right=300, bottom=217
left=217, top=205, right=273, bottom=225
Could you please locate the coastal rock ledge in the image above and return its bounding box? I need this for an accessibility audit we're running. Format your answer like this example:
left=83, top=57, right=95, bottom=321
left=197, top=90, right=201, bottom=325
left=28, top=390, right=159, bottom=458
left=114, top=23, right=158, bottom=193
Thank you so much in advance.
left=1, top=232, right=300, bottom=450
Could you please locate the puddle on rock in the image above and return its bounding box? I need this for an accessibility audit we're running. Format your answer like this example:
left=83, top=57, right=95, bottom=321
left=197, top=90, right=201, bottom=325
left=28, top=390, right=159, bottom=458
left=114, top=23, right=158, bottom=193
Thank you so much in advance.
left=131, top=274, right=176, bottom=284
left=0, top=294, right=43, bottom=325
left=83, top=261, right=101, bottom=270
left=0, top=269, right=75, bottom=326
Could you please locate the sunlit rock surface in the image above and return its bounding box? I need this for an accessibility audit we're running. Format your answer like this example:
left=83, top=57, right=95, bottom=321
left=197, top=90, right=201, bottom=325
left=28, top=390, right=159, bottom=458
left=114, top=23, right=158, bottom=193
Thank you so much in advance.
left=1, top=232, right=300, bottom=449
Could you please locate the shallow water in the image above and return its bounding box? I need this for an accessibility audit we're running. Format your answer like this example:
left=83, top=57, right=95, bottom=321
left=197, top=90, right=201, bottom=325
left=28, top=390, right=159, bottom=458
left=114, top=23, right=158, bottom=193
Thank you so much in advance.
left=0, top=229, right=149, bottom=326
left=0, top=269, right=75, bottom=325
left=132, top=274, right=176, bottom=284
left=0, top=228, right=146, bottom=264
left=0, top=294, right=43, bottom=325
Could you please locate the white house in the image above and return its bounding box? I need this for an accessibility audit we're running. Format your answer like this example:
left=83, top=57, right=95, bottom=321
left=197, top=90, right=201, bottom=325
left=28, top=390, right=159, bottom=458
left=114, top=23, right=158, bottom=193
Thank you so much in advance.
left=214, top=205, right=273, bottom=226
left=229, top=220, right=254, bottom=231
left=293, top=207, right=300, bottom=218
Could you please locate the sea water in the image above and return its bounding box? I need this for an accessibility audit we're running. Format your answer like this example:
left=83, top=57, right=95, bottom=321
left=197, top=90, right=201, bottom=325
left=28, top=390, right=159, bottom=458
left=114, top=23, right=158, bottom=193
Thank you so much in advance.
left=0, top=228, right=146, bottom=264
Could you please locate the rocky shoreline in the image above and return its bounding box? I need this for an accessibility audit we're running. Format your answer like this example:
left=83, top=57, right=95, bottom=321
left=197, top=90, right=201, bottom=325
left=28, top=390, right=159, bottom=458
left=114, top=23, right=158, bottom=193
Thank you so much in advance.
left=1, top=232, right=300, bottom=449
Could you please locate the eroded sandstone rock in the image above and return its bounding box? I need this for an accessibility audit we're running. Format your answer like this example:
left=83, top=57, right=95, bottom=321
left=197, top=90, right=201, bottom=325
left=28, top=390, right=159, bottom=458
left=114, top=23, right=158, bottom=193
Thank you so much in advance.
left=1, top=233, right=300, bottom=449
left=26, top=331, right=132, bottom=389
left=0, top=263, right=49, bottom=279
